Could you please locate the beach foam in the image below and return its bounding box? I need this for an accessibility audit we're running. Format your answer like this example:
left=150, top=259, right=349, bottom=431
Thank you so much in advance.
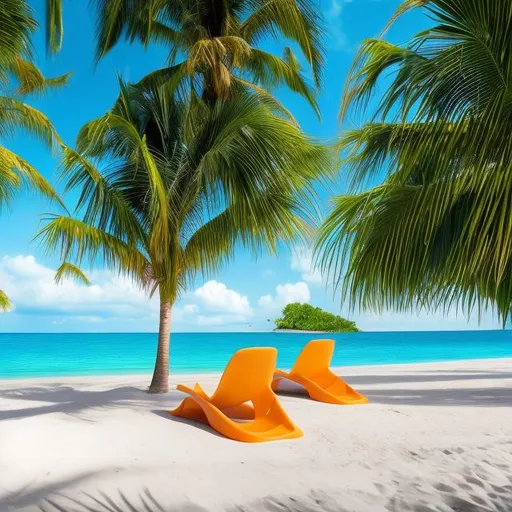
left=1, top=358, right=511, bottom=511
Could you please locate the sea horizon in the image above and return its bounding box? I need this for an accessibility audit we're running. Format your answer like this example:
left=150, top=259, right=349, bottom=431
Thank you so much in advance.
left=2, top=330, right=511, bottom=379
left=1, top=328, right=508, bottom=334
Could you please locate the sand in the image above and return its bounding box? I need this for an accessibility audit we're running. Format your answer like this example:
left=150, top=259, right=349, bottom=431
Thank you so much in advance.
left=1, top=358, right=512, bottom=512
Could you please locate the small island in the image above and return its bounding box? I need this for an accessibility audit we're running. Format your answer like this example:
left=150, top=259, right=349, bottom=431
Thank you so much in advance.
left=274, top=302, right=359, bottom=332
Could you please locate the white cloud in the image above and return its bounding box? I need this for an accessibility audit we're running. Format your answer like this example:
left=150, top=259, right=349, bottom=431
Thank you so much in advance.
left=262, top=269, right=275, bottom=277
left=183, top=304, right=199, bottom=314
left=326, top=0, right=354, bottom=50
left=75, top=316, right=106, bottom=323
left=291, top=246, right=322, bottom=285
left=258, top=282, right=310, bottom=311
left=355, top=309, right=501, bottom=332
left=197, top=314, right=251, bottom=326
left=327, top=0, right=343, bottom=17
left=0, top=255, right=156, bottom=319
left=194, top=280, right=252, bottom=315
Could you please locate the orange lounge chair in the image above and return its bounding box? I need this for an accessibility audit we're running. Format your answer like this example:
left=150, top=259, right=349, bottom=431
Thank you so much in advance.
left=272, top=339, right=368, bottom=405
left=170, top=347, right=303, bottom=442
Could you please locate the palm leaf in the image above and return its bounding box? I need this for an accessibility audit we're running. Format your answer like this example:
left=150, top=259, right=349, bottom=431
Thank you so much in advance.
left=46, top=0, right=63, bottom=55
left=240, top=0, right=325, bottom=87
left=38, top=215, right=150, bottom=280
left=10, top=58, right=71, bottom=96
left=0, top=1, right=36, bottom=70
left=0, top=96, right=62, bottom=148
left=0, top=145, right=61, bottom=207
left=322, top=0, right=512, bottom=325
left=241, top=48, right=320, bottom=117
left=90, top=0, right=325, bottom=112
left=0, top=290, right=11, bottom=312
left=55, top=262, right=91, bottom=285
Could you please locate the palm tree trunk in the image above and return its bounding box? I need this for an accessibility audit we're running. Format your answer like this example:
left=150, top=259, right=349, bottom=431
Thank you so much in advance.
left=149, top=299, right=172, bottom=393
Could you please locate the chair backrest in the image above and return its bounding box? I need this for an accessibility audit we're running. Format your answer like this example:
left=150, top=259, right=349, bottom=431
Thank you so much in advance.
left=291, top=339, right=335, bottom=377
left=211, top=347, right=277, bottom=407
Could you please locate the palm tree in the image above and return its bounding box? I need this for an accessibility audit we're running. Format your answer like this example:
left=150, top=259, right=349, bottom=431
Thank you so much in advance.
left=46, top=0, right=324, bottom=114
left=39, top=81, right=331, bottom=392
left=317, top=0, right=512, bottom=326
left=0, top=1, right=68, bottom=311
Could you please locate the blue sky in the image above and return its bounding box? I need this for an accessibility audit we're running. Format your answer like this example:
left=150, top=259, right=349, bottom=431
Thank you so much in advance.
left=0, top=0, right=503, bottom=332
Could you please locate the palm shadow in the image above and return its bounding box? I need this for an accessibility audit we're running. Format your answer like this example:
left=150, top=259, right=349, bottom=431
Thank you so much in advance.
left=343, top=370, right=512, bottom=386
left=38, top=489, right=343, bottom=512
left=39, top=488, right=208, bottom=512
left=365, top=386, right=512, bottom=407
left=0, top=385, right=182, bottom=422
left=274, top=370, right=512, bottom=407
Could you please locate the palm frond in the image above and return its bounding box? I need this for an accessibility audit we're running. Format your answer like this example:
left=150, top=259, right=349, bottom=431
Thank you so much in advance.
left=340, top=40, right=421, bottom=122
left=184, top=190, right=315, bottom=280
left=46, top=0, right=63, bottom=55
left=0, top=0, right=36, bottom=69
left=76, top=111, right=170, bottom=254
left=61, top=148, right=146, bottom=243
left=90, top=0, right=324, bottom=112
left=188, top=94, right=331, bottom=209
left=0, top=96, right=62, bottom=148
left=231, top=76, right=298, bottom=124
left=242, top=48, right=319, bottom=117
left=10, top=58, right=71, bottom=96
left=38, top=215, right=150, bottom=280
left=322, top=0, right=512, bottom=325
left=55, top=262, right=91, bottom=285
left=0, top=290, right=11, bottom=312
left=92, top=0, right=169, bottom=61
left=240, top=0, right=325, bottom=87
left=0, top=145, right=61, bottom=207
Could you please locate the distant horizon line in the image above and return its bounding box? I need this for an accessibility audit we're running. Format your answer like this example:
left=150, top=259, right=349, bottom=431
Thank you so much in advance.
left=0, top=329, right=508, bottom=335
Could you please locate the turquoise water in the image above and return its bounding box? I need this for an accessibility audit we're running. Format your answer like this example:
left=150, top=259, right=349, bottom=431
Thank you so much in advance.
left=0, top=331, right=511, bottom=378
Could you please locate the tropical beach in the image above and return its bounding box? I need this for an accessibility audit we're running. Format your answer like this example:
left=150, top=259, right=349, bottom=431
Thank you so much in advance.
left=1, top=358, right=512, bottom=511
left=2, top=0, right=512, bottom=510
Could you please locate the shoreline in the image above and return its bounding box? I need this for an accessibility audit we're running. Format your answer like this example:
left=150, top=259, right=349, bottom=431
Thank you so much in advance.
left=1, top=357, right=511, bottom=511
left=1, top=356, right=512, bottom=383
left=272, top=329, right=329, bottom=333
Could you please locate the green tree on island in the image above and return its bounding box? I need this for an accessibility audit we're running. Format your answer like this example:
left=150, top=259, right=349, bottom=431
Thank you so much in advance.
left=40, top=84, right=331, bottom=393
left=317, top=0, right=512, bottom=325
left=0, top=1, right=69, bottom=310
left=275, top=303, right=359, bottom=332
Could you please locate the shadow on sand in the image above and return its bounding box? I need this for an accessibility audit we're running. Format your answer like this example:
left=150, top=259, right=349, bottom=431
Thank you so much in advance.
left=2, top=366, right=512, bottom=427
left=37, top=484, right=512, bottom=512
left=0, top=385, right=182, bottom=422
left=38, top=489, right=339, bottom=512
left=39, top=488, right=207, bottom=512
left=274, top=369, right=512, bottom=407
left=152, top=409, right=229, bottom=440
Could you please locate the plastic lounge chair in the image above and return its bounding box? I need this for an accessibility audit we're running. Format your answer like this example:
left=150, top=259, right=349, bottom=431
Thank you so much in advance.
left=272, top=339, right=368, bottom=405
left=170, top=347, right=303, bottom=442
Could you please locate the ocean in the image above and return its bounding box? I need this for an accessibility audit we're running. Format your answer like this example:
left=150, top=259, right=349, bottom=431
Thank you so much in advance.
left=0, top=330, right=511, bottom=379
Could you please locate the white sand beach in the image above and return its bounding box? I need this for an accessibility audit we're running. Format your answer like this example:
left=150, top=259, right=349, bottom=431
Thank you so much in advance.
left=1, top=358, right=512, bottom=512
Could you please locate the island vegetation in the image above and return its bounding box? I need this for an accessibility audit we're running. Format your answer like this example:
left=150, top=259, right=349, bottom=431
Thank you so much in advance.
left=274, top=303, right=359, bottom=332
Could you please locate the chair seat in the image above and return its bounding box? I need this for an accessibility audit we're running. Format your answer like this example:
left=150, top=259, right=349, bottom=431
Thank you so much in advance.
left=272, top=340, right=368, bottom=405
left=170, top=348, right=303, bottom=442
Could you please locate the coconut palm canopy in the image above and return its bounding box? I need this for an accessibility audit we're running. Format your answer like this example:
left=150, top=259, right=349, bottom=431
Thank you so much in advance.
left=0, top=0, right=69, bottom=311
left=39, top=82, right=331, bottom=391
left=45, top=0, right=324, bottom=116
left=317, top=0, right=512, bottom=325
